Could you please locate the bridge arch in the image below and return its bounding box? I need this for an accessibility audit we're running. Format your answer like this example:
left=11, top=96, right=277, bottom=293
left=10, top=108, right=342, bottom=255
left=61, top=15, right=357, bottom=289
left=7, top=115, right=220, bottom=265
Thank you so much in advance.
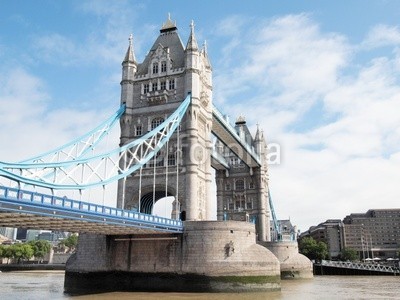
left=140, top=190, right=174, bottom=214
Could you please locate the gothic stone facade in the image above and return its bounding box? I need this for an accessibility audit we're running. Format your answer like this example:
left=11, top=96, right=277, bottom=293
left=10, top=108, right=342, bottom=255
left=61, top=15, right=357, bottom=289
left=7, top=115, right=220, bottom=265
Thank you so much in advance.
left=117, top=17, right=271, bottom=241
left=215, top=119, right=271, bottom=241
left=117, top=17, right=213, bottom=221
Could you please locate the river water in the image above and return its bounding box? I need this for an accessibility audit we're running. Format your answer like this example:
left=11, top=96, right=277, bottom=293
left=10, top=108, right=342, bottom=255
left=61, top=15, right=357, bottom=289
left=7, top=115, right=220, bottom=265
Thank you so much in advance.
left=0, top=271, right=399, bottom=299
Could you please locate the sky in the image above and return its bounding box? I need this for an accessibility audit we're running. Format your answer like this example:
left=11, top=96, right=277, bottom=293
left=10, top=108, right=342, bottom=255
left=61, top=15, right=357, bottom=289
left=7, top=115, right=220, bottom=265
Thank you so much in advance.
left=1, top=0, right=400, bottom=232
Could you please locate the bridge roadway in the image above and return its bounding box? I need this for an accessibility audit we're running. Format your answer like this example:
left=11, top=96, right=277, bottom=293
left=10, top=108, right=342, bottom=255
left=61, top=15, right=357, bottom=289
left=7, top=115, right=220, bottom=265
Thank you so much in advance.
left=0, top=186, right=183, bottom=235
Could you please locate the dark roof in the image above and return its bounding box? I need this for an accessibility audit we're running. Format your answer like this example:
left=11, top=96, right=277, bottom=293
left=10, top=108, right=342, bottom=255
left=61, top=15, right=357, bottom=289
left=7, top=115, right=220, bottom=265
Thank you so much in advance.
left=136, top=30, right=185, bottom=75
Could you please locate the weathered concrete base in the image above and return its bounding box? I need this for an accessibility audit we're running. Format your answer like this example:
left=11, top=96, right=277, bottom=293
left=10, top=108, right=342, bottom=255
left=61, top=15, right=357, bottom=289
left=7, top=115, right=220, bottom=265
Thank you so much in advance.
left=260, top=241, right=313, bottom=279
left=64, top=221, right=281, bottom=294
left=65, top=271, right=279, bottom=294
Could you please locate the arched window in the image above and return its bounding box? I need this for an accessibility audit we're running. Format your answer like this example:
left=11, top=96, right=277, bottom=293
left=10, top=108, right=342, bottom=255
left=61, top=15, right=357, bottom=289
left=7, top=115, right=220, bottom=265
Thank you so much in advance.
left=235, top=179, right=244, bottom=191
left=151, top=117, right=164, bottom=130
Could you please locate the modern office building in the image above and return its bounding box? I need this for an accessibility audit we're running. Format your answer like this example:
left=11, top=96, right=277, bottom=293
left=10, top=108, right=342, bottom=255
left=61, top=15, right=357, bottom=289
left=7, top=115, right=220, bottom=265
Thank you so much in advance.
left=0, top=227, right=17, bottom=241
left=299, top=219, right=344, bottom=258
left=343, top=209, right=400, bottom=259
left=301, top=209, right=400, bottom=260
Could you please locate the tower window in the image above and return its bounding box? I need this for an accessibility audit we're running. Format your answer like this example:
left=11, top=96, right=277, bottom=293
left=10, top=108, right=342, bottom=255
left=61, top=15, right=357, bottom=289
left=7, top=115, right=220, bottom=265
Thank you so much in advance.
left=168, top=154, right=176, bottom=166
left=169, top=79, right=175, bottom=90
left=151, top=117, right=164, bottom=130
left=152, top=63, right=159, bottom=74
left=135, top=125, right=142, bottom=136
left=225, top=183, right=231, bottom=191
left=235, top=180, right=244, bottom=191
left=161, top=61, right=167, bottom=72
left=246, top=199, right=253, bottom=209
left=249, top=182, right=255, bottom=189
left=152, top=82, right=158, bottom=91
left=143, top=83, right=149, bottom=94
left=160, top=81, right=166, bottom=90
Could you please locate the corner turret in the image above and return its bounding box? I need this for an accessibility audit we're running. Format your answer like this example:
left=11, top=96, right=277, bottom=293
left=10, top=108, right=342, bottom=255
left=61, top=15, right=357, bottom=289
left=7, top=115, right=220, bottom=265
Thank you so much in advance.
left=184, top=20, right=200, bottom=97
left=121, top=34, right=137, bottom=107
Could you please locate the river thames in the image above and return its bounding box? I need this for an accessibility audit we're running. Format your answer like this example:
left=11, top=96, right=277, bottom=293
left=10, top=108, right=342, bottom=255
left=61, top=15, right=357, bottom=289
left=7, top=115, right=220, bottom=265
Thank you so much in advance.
left=0, top=271, right=398, bottom=299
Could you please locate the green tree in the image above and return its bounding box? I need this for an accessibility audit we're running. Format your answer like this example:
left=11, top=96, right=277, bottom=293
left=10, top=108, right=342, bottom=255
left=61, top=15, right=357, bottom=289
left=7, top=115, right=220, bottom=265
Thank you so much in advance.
left=60, top=234, right=78, bottom=253
left=299, top=237, right=328, bottom=261
left=1, top=245, right=14, bottom=264
left=340, top=248, right=359, bottom=261
left=29, top=240, right=52, bottom=261
left=11, top=243, right=34, bottom=263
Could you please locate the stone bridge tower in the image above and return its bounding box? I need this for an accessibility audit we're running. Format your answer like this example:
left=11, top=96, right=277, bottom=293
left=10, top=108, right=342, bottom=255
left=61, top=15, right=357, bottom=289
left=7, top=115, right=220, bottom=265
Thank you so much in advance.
left=117, top=16, right=213, bottom=221
left=215, top=119, right=271, bottom=242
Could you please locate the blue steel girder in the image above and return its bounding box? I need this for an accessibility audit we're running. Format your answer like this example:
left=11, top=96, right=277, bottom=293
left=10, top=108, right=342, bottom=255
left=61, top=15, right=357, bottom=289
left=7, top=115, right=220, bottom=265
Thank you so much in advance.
left=0, top=186, right=183, bottom=234
left=0, top=95, right=191, bottom=190
left=21, top=104, right=126, bottom=164
left=211, top=105, right=261, bottom=168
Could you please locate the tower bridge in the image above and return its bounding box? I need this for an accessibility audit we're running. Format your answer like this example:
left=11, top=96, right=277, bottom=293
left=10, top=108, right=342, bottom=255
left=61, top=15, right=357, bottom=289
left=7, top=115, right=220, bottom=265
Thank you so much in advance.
left=0, top=15, right=312, bottom=294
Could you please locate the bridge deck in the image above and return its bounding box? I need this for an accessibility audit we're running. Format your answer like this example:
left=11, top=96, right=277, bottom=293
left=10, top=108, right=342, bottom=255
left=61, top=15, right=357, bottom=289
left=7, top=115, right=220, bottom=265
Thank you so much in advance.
left=0, top=187, right=183, bottom=234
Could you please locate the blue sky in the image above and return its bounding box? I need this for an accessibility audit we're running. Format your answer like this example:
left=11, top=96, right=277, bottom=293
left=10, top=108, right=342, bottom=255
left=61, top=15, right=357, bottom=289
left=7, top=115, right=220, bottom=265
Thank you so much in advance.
left=1, top=0, right=400, bottom=231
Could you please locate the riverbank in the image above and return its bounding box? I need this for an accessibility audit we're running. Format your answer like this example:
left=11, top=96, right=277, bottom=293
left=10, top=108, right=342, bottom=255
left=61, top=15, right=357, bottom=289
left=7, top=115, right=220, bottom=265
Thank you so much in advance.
left=0, top=263, right=65, bottom=272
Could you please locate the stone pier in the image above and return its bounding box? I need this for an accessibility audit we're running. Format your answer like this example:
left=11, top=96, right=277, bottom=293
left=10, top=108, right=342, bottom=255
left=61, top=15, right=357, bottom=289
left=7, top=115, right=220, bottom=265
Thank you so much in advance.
left=64, top=221, right=281, bottom=294
left=260, top=241, right=313, bottom=279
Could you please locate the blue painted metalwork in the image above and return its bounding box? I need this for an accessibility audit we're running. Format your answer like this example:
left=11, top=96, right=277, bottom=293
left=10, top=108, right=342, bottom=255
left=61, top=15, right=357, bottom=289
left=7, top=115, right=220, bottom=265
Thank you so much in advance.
left=21, top=104, right=126, bottom=164
left=0, top=186, right=183, bottom=233
left=268, top=190, right=281, bottom=241
left=0, top=95, right=191, bottom=190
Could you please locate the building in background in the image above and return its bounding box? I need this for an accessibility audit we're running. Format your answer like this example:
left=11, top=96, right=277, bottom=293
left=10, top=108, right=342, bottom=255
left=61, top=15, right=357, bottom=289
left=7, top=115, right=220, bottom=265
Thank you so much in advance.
left=299, top=219, right=344, bottom=259
left=300, top=209, right=400, bottom=260
left=343, top=209, right=400, bottom=259
left=0, top=227, right=17, bottom=240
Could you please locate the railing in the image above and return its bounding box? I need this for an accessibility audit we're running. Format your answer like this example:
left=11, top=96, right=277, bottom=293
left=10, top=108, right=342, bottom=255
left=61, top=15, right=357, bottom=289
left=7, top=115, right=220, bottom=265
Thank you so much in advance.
left=319, top=260, right=400, bottom=274
left=212, top=105, right=261, bottom=166
left=0, top=186, right=183, bottom=231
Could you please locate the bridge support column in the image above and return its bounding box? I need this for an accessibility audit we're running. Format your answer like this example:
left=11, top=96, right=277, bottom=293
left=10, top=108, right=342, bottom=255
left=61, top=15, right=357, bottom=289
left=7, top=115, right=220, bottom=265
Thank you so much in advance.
left=65, top=221, right=281, bottom=294
left=259, top=241, right=313, bottom=279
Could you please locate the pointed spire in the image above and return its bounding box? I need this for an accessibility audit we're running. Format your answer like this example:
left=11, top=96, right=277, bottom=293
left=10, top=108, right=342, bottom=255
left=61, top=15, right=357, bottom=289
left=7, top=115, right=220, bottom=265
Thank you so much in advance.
left=261, top=129, right=265, bottom=140
left=201, top=39, right=212, bottom=69
left=255, top=123, right=261, bottom=141
left=161, top=13, right=177, bottom=33
left=186, top=20, right=199, bottom=51
left=123, top=33, right=136, bottom=63
left=202, top=40, right=207, bottom=54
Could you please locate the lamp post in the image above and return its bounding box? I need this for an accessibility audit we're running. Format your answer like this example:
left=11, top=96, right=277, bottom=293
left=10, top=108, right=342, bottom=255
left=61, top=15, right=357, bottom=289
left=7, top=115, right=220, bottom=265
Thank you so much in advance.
left=361, top=224, right=366, bottom=261
left=223, top=205, right=227, bottom=221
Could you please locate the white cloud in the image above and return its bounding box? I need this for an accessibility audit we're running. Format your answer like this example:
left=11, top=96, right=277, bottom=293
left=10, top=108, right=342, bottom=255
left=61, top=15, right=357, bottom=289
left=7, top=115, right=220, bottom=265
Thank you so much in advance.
left=362, top=24, right=400, bottom=49
left=31, top=1, right=144, bottom=66
left=0, top=66, right=116, bottom=161
left=213, top=14, right=400, bottom=231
